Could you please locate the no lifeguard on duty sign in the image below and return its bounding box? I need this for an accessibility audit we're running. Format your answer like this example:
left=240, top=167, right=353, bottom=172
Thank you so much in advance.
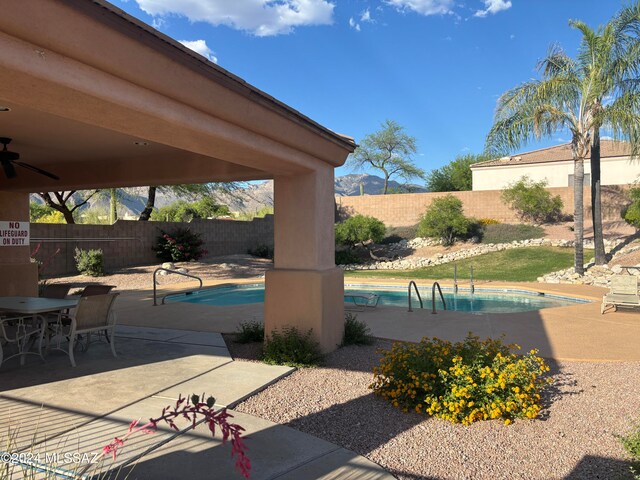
left=0, top=221, right=30, bottom=246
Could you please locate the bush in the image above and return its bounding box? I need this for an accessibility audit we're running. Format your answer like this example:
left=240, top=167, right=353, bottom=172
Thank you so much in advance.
left=235, top=321, right=265, bottom=343
left=370, top=333, right=551, bottom=425
left=478, top=218, right=500, bottom=226
left=343, top=313, right=374, bottom=346
left=262, top=327, right=323, bottom=367
left=335, top=215, right=386, bottom=247
left=248, top=244, right=274, bottom=260
left=417, top=195, right=472, bottom=246
left=74, top=248, right=104, bottom=276
left=335, top=249, right=361, bottom=265
left=155, top=228, right=207, bottom=262
left=480, top=224, right=545, bottom=244
left=620, top=421, right=640, bottom=479
left=501, top=176, right=564, bottom=223
left=623, top=188, right=640, bottom=229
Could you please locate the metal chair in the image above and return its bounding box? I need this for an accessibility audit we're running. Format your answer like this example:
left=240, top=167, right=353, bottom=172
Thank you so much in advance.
left=41, top=284, right=72, bottom=299
left=50, top=293, right=119, bottom=367
left=80, top=285, right=116, bottom=297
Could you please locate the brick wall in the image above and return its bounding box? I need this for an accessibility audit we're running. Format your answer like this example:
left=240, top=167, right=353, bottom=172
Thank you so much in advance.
left=336, top=186, right=630, bottom=226
left=31, top=216, right=274, bottom=276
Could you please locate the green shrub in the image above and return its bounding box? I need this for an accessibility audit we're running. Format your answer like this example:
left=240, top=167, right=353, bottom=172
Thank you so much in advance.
left=480, top=224, right=545, bottom=244
left=343, top=313, right=374, bottom=346
left=623, top=188, right=640, bottom=229
left=501, top=176, right=564, bottom=223
left=335, top=215, right=386, bottom=247
left=262, top=327, right=323, bottom=367
left=620, top=420, right=640, bottom=479
left=235, top=321, right=265, bottom=343
left=155, top=228, right=207, bottom=262
left=335, top=249, right=361, bottom=265
left=417, top=195, right=472, bottom=246
left=370, top=333, right=551, bottom=425
left=248, top=244, right=274, bottom=260
left=74, top=247, right=104, bottom=276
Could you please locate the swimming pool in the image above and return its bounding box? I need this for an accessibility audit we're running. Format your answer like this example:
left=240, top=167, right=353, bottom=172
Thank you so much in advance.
left=166, top=283, right=590, bottom=313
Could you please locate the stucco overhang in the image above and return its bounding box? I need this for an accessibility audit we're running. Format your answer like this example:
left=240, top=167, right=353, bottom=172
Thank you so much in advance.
left=0, top=0, right=355, bottom=192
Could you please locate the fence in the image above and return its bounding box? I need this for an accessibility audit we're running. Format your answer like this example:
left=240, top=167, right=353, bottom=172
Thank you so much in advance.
left=30, top=216, right=274, bottom=276
left=336, top=186, right=631, bottom=227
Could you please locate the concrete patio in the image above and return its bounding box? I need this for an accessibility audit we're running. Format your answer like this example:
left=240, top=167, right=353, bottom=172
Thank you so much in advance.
left=0, top=325, right=392, bottom=479
left=115, top=279, right=640, bottom=361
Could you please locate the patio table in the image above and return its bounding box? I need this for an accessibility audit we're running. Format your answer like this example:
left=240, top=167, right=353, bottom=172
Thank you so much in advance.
left=0, top=296, right=78, bottom=367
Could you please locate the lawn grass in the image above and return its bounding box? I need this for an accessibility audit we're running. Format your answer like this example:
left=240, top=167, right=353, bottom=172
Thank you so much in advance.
left=345, top=247, right=594, bottom=282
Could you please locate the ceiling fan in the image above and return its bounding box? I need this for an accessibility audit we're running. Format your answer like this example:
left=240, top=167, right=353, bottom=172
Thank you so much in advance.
left=0, top=137, right=59, bottom=180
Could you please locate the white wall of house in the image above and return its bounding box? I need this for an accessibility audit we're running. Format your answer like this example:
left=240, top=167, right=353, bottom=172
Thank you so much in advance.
left=472, top=156, right=640, bottom=191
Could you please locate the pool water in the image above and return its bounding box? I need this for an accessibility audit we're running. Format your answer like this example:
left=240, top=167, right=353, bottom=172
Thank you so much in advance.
left=166, top=284, right=589, bottom=313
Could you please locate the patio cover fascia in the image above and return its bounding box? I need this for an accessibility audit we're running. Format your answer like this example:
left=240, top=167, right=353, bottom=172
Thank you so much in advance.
left=0, top=0, right=355, bottom=351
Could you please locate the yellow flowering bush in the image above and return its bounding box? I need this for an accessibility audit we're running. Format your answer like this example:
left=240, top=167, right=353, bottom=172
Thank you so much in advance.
left=370, top=334, right=551, bottom=425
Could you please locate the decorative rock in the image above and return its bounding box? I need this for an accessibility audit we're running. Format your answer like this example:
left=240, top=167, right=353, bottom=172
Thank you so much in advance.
left=162, top=262, right=175, bottom=269
left=176, top=268, right=189, bottom=274
left=611, top=265, right=623, bottom=274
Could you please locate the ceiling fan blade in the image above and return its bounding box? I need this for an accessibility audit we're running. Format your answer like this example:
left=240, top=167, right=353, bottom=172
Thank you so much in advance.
left=13, top=160, right=60, bottom=180
left=1, top=160, right=17, bottom=179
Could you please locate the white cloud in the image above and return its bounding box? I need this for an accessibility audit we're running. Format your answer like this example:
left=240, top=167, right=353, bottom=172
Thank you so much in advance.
left=179, top=39, right=218, bottom=63
left=360, top=8, right=373, bottom=22
left=386, top=0, right=455, bottom=16
left=349, top=17, right=361, bottom=31
left=474, top=0, right=512, bottom=18
left=133, top=0, right=335, bottom=36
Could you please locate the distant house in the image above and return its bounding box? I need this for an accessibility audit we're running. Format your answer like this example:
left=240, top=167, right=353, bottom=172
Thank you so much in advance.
left=470, top=140, right=639, bottom=191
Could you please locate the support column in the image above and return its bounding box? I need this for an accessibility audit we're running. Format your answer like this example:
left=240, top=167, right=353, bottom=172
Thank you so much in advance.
left=0, top=191, right=38, bottom=296
left=264, top=167, right=344, bottom=353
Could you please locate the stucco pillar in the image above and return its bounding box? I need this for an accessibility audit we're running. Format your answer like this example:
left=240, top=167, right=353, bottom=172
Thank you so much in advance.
left=0, top=191, right=38, bottom=296
left=264, top=167, right=344, bottom=353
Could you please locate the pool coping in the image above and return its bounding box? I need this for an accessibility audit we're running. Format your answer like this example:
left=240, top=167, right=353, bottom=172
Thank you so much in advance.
left=163, top=280, right=596, bottom=306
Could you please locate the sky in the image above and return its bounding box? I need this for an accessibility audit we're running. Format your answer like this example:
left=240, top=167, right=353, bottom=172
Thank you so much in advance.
left=111, top=0, right=625, bottom=180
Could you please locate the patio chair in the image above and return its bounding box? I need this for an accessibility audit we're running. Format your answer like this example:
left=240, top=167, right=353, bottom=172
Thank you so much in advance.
left=80, top=285, right=116, bottom=297
left=344, top=293, right=380, bottom=312
left=41, top=284, right=72, bottom=299
left=50, top=293, right=119, bottom=367
left=601, top=275, right=640, bottom=314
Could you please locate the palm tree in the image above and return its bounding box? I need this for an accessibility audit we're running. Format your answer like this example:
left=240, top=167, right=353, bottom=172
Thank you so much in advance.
left=485, top=45, right=593, bottom=275
left=570, top=3, right=640, bottom=265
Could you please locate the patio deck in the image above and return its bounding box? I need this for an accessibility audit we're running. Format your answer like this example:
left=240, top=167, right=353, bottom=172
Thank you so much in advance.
left=115, top=279, right=640, bottom=362
left=0, top=326, right=392, bottom=479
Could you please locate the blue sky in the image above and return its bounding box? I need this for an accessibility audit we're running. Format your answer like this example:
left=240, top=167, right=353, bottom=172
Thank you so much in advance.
left=112, top=0, right=623, bottom=180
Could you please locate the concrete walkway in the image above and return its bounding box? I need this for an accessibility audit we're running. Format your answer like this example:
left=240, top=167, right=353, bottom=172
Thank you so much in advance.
left=0, top=326, right=392, bottom=480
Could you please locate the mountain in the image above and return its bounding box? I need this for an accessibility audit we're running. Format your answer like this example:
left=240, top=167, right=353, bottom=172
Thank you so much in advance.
left=334, top=174, right=427, bottom=196
left=30, top=174, right=427, bottom=217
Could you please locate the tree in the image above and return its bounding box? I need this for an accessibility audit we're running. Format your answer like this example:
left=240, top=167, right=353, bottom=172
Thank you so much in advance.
left=138, top=183, right=245, bottom=221
left=37, top=191, right=100, bottom=224
left=568, top=5, right=640, bottom=264
left=485, top=43, right=605, bottom=276
left=426, top=153, right=490, bottom=192
left=347, top=120, right=426, bottom=194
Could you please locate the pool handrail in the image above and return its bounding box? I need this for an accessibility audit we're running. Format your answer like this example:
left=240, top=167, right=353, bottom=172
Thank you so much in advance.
left=407, top=281, right=423, bottom=312
left=153, top=268, right=203, bottom=306
left=432, top=281, right=447, bottom=314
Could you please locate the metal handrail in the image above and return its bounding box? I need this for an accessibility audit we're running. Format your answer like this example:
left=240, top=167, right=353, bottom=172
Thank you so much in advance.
left=407, top=281, right=423, bottom=312
left=432, top=282, right=447, bottom=314
left=153, top=268, right=203, bottom=306
left=470, top=266, right=475, bottom=293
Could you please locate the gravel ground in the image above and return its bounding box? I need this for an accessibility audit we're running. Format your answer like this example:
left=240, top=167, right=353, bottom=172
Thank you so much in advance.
left=235, top=341, right=640, bottom=480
